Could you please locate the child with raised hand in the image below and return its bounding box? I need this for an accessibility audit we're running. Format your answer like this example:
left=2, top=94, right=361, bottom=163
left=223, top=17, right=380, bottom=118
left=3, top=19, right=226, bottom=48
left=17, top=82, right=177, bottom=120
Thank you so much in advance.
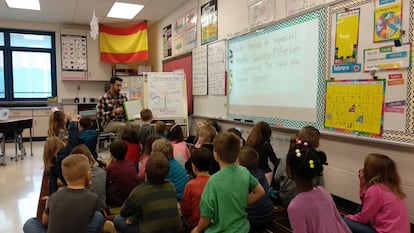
left=37, top=137, right=65, bottom=219
left=48, top=116, right=81, bottom=194
left=167, top=124, right=191, bottom=167
left=121, top=123, right=141, bottom=165
left=192, top=132, right=265, bottom=233
left=344, top=153, right=410, bottom=233
left=23, top=154, right=104, bottom=233
left=138, top=134, right=161, bottom=182
left=238, top=146, right=274, bottom=232
left=105, top=140, right=140, bottom=207
left=152, top=138, right=189, bottom=201
left=112, top=152, right=182, bottom=233
left=286, top=142, right=351, bottom=233
left=246, top=121, right=279, bottom=185
left=181, top=147, right=211, bottom=230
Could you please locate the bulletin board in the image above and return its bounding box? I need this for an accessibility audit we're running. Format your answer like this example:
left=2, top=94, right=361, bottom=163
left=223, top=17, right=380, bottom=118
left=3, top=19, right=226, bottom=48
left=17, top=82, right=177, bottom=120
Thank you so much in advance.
left=327, top=0, right=414, bottom=143
left=163, top=52, right=193, bottom=113
left=325, top=79, right=385, bottom=137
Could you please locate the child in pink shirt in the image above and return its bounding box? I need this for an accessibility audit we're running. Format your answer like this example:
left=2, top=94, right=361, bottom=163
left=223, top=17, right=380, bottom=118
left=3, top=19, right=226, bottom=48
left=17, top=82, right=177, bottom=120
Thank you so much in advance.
left=344, top=153, right=410, bottom=233
left=138, top=135, right=161, bottom=182
left=286, top=142, right=351, bottom=233
left=167, top=124, right=190, bottom=167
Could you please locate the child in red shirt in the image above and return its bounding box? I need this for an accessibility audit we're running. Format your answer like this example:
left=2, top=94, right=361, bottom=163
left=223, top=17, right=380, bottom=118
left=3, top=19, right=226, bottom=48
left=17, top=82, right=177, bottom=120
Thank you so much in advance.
left=181, top=147, right=211, bottom=230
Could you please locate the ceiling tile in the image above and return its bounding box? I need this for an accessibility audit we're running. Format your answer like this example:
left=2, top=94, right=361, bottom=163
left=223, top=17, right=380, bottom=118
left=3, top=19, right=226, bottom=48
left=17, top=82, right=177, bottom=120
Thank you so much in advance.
left=0, top=9, right=12, bottom=20
left=148, top=0, right=188, bottom=9
left=137, top=6, right=172, bottom=21
left=40, top=0, right=77, bottom=13
left=10, top=9, right=43, bottom=22
left=0, top=0, right=189, bottom=26
left=42, top=12, right=75, bottom=24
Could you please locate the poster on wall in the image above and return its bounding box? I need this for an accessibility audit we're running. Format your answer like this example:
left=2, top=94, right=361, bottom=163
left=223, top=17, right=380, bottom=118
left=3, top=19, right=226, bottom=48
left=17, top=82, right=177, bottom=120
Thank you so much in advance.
left=185, top=8, right=197, bottom=30
left=174, top=35, right=184, bottom=55
left=184, top=28, right=197, bottom=51
left=175, top=16, right=185, bottom=35
left=374, top=2, right=402, bottom=42
left=286, top=0, right=325, bottom=16
left=248, top=0, right=275, bottom=28
left=334, top=9, right=360, bottom=65
left=332, top=9, right=362, bottom=73
left=61, top=34, right=87, bottom=71
left=201, top=0, right=218, bottom=45
left=163, top=24, right=172, bottom=57
left=325, top=79, right=385, bottom=137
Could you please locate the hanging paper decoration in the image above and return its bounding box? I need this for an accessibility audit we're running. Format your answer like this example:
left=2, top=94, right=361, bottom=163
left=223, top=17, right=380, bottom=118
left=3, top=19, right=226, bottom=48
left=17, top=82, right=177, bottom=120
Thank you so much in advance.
left=90, top=10, right=99, bottom=40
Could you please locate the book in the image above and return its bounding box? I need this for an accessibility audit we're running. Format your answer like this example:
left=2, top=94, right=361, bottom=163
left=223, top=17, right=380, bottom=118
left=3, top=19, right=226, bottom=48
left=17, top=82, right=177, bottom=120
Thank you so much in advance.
left=123, top=99, right=143, bottom=120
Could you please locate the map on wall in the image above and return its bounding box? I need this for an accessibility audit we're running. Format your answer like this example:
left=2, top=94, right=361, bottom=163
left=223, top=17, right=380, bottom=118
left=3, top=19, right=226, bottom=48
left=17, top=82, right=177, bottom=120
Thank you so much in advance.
left=325, top=79, right=385, bottom=136
left=61, top=34, right=87, bottom=71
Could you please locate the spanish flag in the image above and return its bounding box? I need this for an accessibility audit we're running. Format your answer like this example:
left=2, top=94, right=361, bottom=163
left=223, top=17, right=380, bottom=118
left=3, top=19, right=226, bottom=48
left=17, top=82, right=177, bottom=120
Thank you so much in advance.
left=99, top=21, right=149, bottom=63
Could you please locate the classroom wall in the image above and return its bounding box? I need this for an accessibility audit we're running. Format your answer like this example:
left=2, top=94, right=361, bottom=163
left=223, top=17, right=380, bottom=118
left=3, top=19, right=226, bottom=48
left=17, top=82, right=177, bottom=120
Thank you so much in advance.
left=0, top=20, right=107, bottom=102
left=149, top=0, right=414, bottom=223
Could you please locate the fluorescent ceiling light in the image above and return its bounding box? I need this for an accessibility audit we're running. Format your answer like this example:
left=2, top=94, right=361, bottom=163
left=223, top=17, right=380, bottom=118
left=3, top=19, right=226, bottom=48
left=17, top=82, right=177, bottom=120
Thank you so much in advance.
left=6, top=0, right=40, bottom=10
left=107, top=2, right=144, bottom=19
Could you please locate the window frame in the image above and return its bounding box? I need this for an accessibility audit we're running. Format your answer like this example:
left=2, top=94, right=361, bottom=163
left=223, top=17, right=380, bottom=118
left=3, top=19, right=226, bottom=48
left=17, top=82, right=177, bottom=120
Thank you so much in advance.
left=0, top=28, right=57, bottom=101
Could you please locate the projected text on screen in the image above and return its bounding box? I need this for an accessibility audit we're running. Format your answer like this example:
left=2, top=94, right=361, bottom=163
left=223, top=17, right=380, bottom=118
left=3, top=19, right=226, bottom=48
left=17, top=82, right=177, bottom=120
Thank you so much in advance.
left=228, top=11, right=324, bottom=124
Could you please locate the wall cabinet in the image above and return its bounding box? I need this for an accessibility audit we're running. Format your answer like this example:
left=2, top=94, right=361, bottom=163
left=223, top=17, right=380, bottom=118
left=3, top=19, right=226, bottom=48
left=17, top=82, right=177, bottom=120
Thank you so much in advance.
left=9, top=108, right=56, bottom=138
left=33, top=109, right=52, bottom=137
left=63, top=104, right=78, bottom=115
left=8, top=109, right=32, bottom=138
left=86, top=33, right=111, bottom=81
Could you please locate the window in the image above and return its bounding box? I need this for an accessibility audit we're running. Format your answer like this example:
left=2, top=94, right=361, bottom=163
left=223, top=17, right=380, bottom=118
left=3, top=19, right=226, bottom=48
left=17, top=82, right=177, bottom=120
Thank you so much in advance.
left=0, top=29, right=56, bottom=101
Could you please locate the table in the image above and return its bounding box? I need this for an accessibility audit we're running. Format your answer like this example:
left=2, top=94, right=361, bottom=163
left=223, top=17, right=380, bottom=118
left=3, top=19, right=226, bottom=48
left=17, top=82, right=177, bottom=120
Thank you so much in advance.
left=0, top=118, right=33, bottom=166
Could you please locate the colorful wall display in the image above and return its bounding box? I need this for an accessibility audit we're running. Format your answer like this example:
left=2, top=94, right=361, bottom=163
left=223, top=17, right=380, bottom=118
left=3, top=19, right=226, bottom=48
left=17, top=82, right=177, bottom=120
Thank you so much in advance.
left=201, top=0, right=218, bottom=45
left=363, top=43, right=411, bottom=71
left=374, top=2, right=402, bottom=42
left=325, top=79, right=385, bottom=136
left=163, top=24, right=172, bottom=57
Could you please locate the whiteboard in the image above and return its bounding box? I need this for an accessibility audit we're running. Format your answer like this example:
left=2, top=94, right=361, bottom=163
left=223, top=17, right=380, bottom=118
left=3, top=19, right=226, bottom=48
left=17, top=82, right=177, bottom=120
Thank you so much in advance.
left=227, top=9, right=326, bottom=129
left=143, top=72, right=188, bottom=119
left=192, top=45, right=208, bottom=95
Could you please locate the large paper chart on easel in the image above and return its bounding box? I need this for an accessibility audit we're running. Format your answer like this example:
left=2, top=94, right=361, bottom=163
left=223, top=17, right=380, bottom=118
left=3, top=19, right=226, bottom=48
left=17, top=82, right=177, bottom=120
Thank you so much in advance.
left=325, top=80, right=385, bottom=136
left=144, top=72, right=187, bottom=118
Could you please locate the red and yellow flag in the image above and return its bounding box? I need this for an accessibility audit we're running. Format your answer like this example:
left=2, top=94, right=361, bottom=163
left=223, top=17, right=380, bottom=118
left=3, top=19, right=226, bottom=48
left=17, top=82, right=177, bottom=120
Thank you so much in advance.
left=99, top=21, right=149, bottom=63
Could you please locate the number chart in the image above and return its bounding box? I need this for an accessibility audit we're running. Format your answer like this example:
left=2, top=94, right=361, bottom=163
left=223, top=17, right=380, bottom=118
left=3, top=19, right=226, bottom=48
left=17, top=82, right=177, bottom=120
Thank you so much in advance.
left=325, top=79, right=385, bottom=136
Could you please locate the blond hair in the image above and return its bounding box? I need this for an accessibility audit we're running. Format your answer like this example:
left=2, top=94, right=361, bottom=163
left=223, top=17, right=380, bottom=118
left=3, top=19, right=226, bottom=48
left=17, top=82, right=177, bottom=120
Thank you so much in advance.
left=62, top=154, right=90, bottom=184
left=363, top=153, right=405, bottom=199
left=152, top=138, right=174, bottom=160
left=47, top=111, right=67, bottom=138
left=70, top=144, right=95, bottom=164
left=43, top=137, right=65, bottom=172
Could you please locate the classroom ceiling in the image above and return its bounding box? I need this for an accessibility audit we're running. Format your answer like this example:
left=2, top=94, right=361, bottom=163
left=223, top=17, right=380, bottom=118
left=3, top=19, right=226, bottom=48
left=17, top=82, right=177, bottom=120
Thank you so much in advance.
left=0, top=0, right=188, bottom=26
